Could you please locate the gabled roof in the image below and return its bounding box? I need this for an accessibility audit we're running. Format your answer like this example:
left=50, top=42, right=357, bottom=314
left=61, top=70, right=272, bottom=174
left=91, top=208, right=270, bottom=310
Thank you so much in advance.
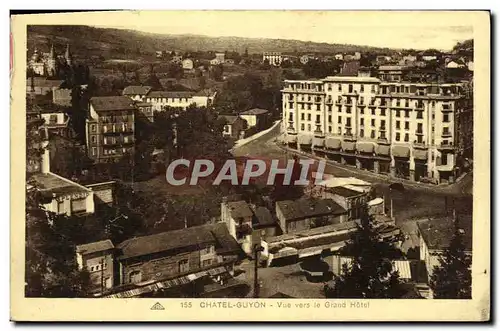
left=117, top=224, right=216, bottom=260
left=32, top=172, right=91, bottom=196
left=240, top=108, right=269, bottom=116
left=218, top=115, right=242, bottom=125
left=76, top=239, right=114, bottom=255
left=146, top=91, right=195, bottom=99
left=276, top=198, right=346, bottom=221
left=329, top=186, right=364, bottom=198
left=90, top=96, right=136, bottom=112
left=122, top=85, right=152, bottom=96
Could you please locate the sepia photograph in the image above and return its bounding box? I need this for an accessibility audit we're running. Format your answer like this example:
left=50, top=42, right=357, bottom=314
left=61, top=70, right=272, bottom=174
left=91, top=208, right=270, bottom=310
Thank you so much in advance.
left=11, top=10, right=490, bottom=321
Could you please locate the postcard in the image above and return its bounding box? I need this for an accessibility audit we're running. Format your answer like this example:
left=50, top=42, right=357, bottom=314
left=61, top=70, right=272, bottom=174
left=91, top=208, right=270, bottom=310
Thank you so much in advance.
left=11, top=10, right=490, bottom=322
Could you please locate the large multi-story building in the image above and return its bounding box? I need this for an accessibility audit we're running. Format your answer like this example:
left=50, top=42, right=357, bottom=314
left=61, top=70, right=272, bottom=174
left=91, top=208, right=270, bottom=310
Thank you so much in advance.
left=281, top=76, right=473, bottom=184
left=86, top=96, right=136, bottom=163
left=262, top=52, right=283, bottom=66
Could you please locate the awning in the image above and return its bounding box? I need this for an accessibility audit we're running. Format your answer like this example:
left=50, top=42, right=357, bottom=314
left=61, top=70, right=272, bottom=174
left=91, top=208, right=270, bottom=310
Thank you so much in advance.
left=287, top=135, right=297, bottom=143
left=356, top=142, right=375, bottom=154
left=313, top=137, right=325, bottom=147
left=413, top=149, right=428, bottom=161
left=392, top=146, right=410, bottom=158
left=377, top=145, right=390, bottom=156
left=341, top=141, right=356, bottom=152
left=298, top=134, right=313, bottom=145
left=325, top=137, right=341, bottom=149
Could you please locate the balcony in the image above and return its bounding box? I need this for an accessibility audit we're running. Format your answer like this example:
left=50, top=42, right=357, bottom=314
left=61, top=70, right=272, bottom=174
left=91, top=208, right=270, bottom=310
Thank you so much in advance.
left=442, top=131, right=452, bottom=138
left=368, top=103, right=377, bottom=108
left=438, top=142, right=455, bottom=151
left=441, top=106, right=453, bottom=113
left=335, top=100, right=343, bottom=106
left=343, top=90, right=359, bottom=96
left=325, top=98, right=334, bottom=104
left=413, top=141, right=426, bottom=149
left=377, top=137, right=389, bottom=144
left=415, top=104, right=425, bottom=110
left=415, top=130, right=424, bottom=136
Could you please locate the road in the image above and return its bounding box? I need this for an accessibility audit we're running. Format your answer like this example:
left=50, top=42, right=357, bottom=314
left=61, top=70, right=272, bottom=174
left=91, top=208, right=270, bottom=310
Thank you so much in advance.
left=232, top=125, right=473, bottom=228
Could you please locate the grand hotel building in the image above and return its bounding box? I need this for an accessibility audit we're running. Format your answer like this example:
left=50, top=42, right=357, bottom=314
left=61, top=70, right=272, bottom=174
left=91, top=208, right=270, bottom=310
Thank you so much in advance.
left=281, top=76, right=473, bottom=183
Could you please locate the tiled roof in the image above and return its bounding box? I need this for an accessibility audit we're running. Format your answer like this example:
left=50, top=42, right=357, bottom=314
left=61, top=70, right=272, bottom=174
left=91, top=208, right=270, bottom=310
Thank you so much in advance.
left=146, top=91, right=195, bottom=99
left=224, top=200, right=253, bottom=219
left=76, top=239, right=114, bottom=255
left=276, top=198, right=346, bottom=221
left=218, top=115, right=240, bottom=125
left=240, top=108, right=269, bottom=116
left=90, top=96, right=136, bottom=112
left=27, top=77, right=64, bottom=88
left=417, top=215, right=472, bottom=251
left=116, top=223, right=240, bottom=260
left=329, top=186, right=364, bottom=198
left=253, top=206, right=276, bottom=227
left=32, top=172, right=90, bottom=196
left=122, top=85, right=152, bottom=96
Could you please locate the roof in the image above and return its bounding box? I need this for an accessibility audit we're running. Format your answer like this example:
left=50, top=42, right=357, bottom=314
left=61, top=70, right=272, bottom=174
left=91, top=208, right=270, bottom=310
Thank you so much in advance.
left=276, top=198, right=346, bottom=221
left=317, top=176, right=371, bottom=189
left=417, top=215, right=472, bottom=251
left=323, top=76, right=380, bottom=83
left=32, top=172, right=90, bottom=196
left=210, top=222, right=242, bottom=255
left=253, top=206, right=276, bottom=227
left=90, top=96, right=136, bottom=112
left=340, top=61, right=361, bottom=76
left=122, top=85, right=152, bottom=96
left=379, top=65, right=406, bottom=71
left=76, top=239, right=114, bottom=255
left=218, top=115, right=241, bottom=125
left=27, top=77, right=64, bottom=88
left=117, top=223, right=218, bottom=260
left=329, top=186, right=364, bottom=198
left=224, top=200, right=253, bottom=219
left=240, top=108, right=269, bottom=116
left=147, top=91, right=195, bottom=99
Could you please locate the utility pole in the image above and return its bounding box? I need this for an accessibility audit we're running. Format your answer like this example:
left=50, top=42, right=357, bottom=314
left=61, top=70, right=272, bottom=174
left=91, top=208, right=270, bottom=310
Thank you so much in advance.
left=253, top=244, right=264, bottom=298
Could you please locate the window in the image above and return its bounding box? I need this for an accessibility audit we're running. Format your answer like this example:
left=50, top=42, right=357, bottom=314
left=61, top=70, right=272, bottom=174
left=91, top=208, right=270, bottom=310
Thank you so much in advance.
left=360, top=84, right=364, bottom=93
left=370, top=130, right=375, bottom=138
left=443, top=113, right=450, bottom=122
left=371, top=108, right=376, bottom=115
left=396, top=110, right=400, bottom=118
left=371, top=119, right=375, bottom=127
left=328, top=115, right=332, bottom=123
left=307, top=124, right=311, bottom=131
left=178, top=259, right=189, bottom=273
left=307, top=114, right=311, bottom=121
left=359, top=107, right=364, bottom=114
left=327, top=105, right=332, bottom=111
left=316, top=115, right=320, bottom=123
left=289, top=102, right=293, bottom=109
left=338, top=84, right=342, bottom=91
left=307, top=104, right=311, bottom=110
left=57, top=200, right=65, bottom=214
left=396, top=121, right=400, bottom=129
left=404, top=133, right=409, bottom=142
left=405, top=121, right=409, bottom=130
left=381, top=120, right=386, bottom=129
left=396, top=132, right=401, bottom=141
left=346, top=117, right=351, bottom=127
left=417, top=123, right=423, bottom=133
left=129, top=271, right=142, bottom=283
left=371, top=85, right=375, bottom=93
left=92, top=147, right=97, bottom=156
left=202, top=259, right=212, bottom=268
left=91, top=124, right=96, bottom=133
left=301, top=113, right=305, bottom=120
left=442, top=153, right=448, bottom=165
left=405, top=110, right=410, bottom=118
left=346, top=106, right=351, bottom=114
left=338, top=116, right=342, bottom=124
left=301, top=124, right=305, bottom=131
left=360, top=129, right=364, bottom=137
left=417, top=111, right=423, bottom=119
left=91, top=135, right=97, bottom=143
left=360, top=118, right=364, bottom=126
left=348, top=84, right=353, bottom=93
left=328, top=126, right=332, bottom=133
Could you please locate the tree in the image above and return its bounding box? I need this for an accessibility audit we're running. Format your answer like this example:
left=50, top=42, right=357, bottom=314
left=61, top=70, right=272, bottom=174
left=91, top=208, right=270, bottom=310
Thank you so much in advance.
left=429, top=220, right=472, bottom=299
left=325, top=209, right=405, bottom=298
left=209, top=64, right=224, bottom=81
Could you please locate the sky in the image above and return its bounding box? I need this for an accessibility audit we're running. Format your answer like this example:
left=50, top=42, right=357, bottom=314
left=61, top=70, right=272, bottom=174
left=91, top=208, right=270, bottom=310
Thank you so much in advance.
left=96, top=11, right=474, bottom=51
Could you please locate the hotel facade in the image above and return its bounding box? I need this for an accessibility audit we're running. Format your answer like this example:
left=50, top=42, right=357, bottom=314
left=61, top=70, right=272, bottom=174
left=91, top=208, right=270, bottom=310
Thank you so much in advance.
left=281, top=76, right=473, bottom=184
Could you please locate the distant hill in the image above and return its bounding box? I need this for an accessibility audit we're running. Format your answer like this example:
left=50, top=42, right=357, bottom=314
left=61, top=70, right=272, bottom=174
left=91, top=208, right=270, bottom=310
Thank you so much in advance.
left=27, top=25, right=398, bottom=59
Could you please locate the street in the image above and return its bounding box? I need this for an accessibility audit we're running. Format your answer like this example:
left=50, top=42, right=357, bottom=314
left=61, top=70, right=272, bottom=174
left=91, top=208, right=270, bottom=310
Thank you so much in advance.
left=232, top=124, right=473, bottom=228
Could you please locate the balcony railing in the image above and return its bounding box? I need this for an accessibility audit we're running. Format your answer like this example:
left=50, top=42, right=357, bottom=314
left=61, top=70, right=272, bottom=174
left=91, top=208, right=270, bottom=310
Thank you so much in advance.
left=442, top=131, right=452, bottom=137
left=415, top=130, right=424, bottom=135
left=439, top=142, right=455, bottom=150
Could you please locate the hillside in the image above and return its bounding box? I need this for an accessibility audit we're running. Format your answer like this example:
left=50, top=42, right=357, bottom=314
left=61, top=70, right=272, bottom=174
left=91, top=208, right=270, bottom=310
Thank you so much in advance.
left=27, top=25, right=398, bottom=59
